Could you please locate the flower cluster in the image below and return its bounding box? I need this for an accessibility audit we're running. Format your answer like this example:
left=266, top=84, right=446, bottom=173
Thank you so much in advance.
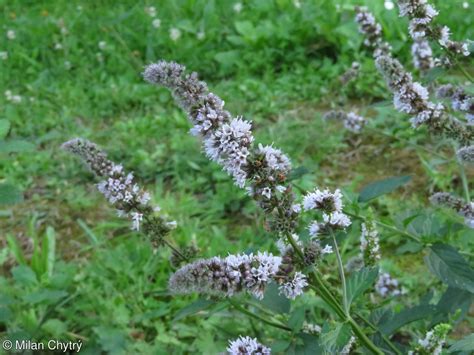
left=430, top=192, right=474, bottom=228
left=303, top=188, right=351, bottom=237
left=375, top=55, right=473, bottom=144
left=397, top=0, right=470, bottom=56
left=456, top=145, right=474, bottom=164
left=324, top=110, right=366, bottom=133
left=408, top=323, right=451, bottom=355
left=355, top=7, right=392, bottom=58
left=169, top=251, right=307, bottom=300
left=436, top=84, right=474, bottom=124
left=411, top=39, right=434, bottom=71
left=144, top=61, right=298, bottom=236
left=227, top=336, right=271, bottom=355
left=341, top=336, right=356, bottom=355
left=360, top=220, right=381, bottom=266
left=62, top=138, right=176, bottom=247
left=339, top=61, right=360, bottom=85
left=302, top=322, right=322, bottom=335
left=375, top=272, right=402, bottom=298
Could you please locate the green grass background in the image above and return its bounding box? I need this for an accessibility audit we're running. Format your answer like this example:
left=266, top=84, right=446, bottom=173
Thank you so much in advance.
left=1, top=0, right=473, bottom=353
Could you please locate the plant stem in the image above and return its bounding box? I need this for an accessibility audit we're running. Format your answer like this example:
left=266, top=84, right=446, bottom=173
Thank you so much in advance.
left=228, top=299, right=292, bottom=332
left=355, top=312, right=402, bottom=355
left=283, top=233, right=383, bottom=354
left=330, top=229, right=349, bottom=315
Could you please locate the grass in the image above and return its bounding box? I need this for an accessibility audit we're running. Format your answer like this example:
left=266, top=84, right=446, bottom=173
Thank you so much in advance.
left=1, top=0, right=473, bottom=353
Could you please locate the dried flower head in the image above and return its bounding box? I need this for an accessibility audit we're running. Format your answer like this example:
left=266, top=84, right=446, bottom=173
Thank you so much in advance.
left=430, top=192, right=473, bottom=228
left=227, top=336, right=271, bottom=355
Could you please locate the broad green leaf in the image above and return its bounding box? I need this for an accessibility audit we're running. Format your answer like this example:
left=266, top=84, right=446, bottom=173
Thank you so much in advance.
left=22, top=290, right=68, bottom=304
left=0, top=184, right=23, bottom=205
left=347, top=267, right=378, bottom=307
left=173, top=299, right=214, bottom=322
left=42, top=319, right=67, bottom=337
left=11, top=265, right=37, bottom=286
left=0, top=139, right=35, bottom=153
left=425, top=243, right=474, bottom=293
left=290, top=334, right=322, bottom=355
left=358, top=176, right=412, bottom=202
left=320, top=322, right=351, bottom=353
left=271, top=340, right=291, bottom=353
left=259, top=282, right=290, bottom=314
left=379, top=304, right=437, bottom=335
left=288, top=307, right=306, bottom=332
left=449, top=334, right=474, bottom=352
left=432, top=287, right=473, bottom=325
left=0, top=119, right=10, bottom=139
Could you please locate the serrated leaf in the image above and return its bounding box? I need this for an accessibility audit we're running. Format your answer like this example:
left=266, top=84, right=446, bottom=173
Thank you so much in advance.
left=0, top=184, right=23, bottom=205
left=259, top=282, right=290, bottom=314
left=0, top=119, right=10, bottom=139
left=320, top=322, right=351, bottom=353
left=449, top=334, right=474, bottom=352
left=425, top=243, right=474, bottom=293
left=358, top=176, right=411, bottom=202
left=0, top=139, right=35, bottom=153
left=347, top=267, right=378, bottom=307
left=173, top=299, right=214, bottom=322
left=379, top=304, right=437, bottom=335
left=431, top=287, right=473, bottom=325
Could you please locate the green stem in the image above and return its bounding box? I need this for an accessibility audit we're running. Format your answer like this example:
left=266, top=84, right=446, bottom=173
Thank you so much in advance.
left=348, top=318, right=384, bottom=355
left=228, top=299, right=292, bottom=332
left=355, top=312, right=402, bottom=355
left=330, top=229, right=349, bottom=315
left=454, top=144, right=471, bottom=202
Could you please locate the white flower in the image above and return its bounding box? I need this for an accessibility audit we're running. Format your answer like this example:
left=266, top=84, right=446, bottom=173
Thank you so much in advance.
left=6, top=30, right=15, bottom=40
left=463, top=2, right=469, bottom=9
left=384, top=1, right=394, bottom=10
left=5, top=90, right=22, bottom=104
left=54, top=43, right=63, bottom=50
left=131, top=212, right=143, bottom=231
left=169, top=28, right=181, bottom=41
left=227, top=336, right=271, bottom=355
left=145, top=6, right=157, bottom=17
left=0, top=51, right=8, bottom=60
left=98, top=41, right=107, bottom=50
left=233, top=3, right=243, bottom=13
left=321, top=245, right=333, bottom=254
left=303, top=188, right=343, bottom=213
left=293, top=0, right=302, bottom=8
left=323, top=211, right=352, bottom=229
left=196, top=31, right=205, bottom=40
left=308, top=221, right=320, bottom=237
left=152, top=19, right=161, bottom=28
left=166, top=221, right=178, bottom=229
left=279, top=271, right=308, bottom=299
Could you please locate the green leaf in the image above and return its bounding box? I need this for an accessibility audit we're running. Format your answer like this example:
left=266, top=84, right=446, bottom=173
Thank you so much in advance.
left=449, top=334, right=474, bottom=352
left=43, top=227, right=56, bottom=278
left=77, top=219, right=99, bottom=246
left=22, top=290, right=68, bottom=304
left=288, top=307, right=306, bottom=332
left=6, top=234, right=27, bottom=265
left=425, top=243, right=474, bottom=293
left=347, top=267, right=378, bottom=307
left=43, top=319, right=67, bottom=337
left=11, top=265, right=38, bottom=286
left=432, top=287, right=473, bottom=325
left=0, top=119, right=10, bottom=139
left=320, top=322, right=351, bottom=353
left=292, top=334, right=322, bottom=355
left=288, top=166, right=310, bottom=181
left=259, top=282, right=290, bottom=314
left=0, top=139, right=35, bottom=153
left=358, top=176, right=412, bottom=202
left=0, top=184, right=23, bottom=205
left=379, top=304, right=437, bottom=335
left=173, top=299, right=215, bottom=322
